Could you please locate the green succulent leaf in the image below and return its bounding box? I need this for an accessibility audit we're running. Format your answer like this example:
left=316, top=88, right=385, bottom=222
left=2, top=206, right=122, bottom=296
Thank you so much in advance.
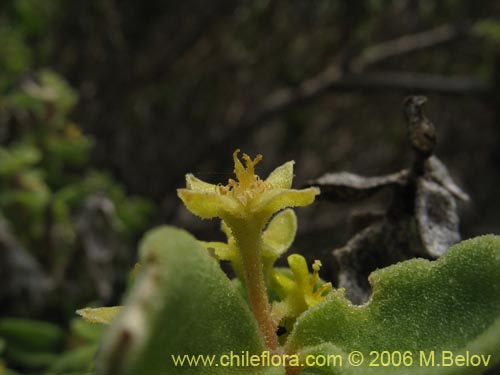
left=286, top=235, right=500, bottom=374
left=95, top=226, right=284, bottom=375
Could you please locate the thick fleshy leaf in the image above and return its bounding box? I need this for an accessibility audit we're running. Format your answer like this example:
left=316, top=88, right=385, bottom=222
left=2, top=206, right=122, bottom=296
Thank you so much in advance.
left=265, top=161, right=295, bottom=189
left=76, top=306, right=123, bottom=325
left=286, top=235, right=500, bottom=374
left=254, top=188, right=320, bottom=221
left=177, top=189, right=240, bottom=219
left=185, top=174, right=217, bottom=193
left=263, top=209, right=297, bottom=256
left=95, top=226, right=283, bottom=375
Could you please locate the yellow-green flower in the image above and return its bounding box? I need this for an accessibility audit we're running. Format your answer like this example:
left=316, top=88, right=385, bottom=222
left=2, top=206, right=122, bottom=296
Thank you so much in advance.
left=178, top=150, right=319, bottom=350
left=272, top=254, right=332, bottom=335
left=177, top=150, right=319, bottom=228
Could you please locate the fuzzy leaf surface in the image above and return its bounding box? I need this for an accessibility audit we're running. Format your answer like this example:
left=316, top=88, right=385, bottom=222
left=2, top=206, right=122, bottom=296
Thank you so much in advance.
left=287, top=235, right=500, bottom=374
left=95, top=226, right=283, bottom=375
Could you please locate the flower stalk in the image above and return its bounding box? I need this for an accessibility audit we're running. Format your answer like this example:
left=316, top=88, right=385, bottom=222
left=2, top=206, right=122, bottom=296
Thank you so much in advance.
left=230, top=221, right=278, bottom=349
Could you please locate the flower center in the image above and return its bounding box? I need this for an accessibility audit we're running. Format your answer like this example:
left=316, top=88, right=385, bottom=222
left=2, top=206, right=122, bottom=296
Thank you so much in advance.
left=217, top=149, right=272, bottom=206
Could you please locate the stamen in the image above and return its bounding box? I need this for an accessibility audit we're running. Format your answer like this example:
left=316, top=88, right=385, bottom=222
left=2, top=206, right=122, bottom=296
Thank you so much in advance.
left=218, top=150, right=270, bottom=206
left=312, top=260, right=322, bottom=272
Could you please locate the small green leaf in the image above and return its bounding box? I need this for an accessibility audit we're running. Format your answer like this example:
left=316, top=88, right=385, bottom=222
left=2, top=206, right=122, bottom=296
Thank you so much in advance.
left=95, top=226, right=284, bottom=375
left=286, top=235, right=500, bottom=374
left=263, top=209, right=297, bottom=257
left=77, top=306, right=123, bottom=325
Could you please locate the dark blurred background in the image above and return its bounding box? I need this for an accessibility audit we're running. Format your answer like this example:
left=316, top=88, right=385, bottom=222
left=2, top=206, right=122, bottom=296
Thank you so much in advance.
left=1, top=0, right=500, bottom=371
left=43, top=1, right=500, bottom=237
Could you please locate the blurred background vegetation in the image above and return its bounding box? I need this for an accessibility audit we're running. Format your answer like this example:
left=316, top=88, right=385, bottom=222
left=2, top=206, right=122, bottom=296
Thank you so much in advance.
left=1, top=0, right=500, bottom=373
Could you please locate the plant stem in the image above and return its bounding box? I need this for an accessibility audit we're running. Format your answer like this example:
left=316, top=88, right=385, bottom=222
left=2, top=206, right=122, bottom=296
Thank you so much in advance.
left=232, top=223, right=278, bottom=350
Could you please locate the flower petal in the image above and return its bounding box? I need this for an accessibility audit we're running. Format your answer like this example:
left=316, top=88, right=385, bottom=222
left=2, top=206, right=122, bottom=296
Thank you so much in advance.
left=253, top=187, right=320, bottom=221
left=262, top=209, right=297, bottom=256
left=272, top=271, right=296, bottom=298
left=177, top=189, right=239, bottom=219
left=185, top=174, right=217, bottom=193
left=287, top=254, right=310, bottom=289
left=265, top=161, right=294, bottom=189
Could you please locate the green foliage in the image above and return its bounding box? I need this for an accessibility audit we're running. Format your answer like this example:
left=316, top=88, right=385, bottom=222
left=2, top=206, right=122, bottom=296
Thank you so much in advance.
left=46, top=318, right=104, bottom=374
left=0, top=26, right=31, bottom=91
left=49, top=344, right=98, bottom=374
left=93, top=227, right=500, bottom=374
left=0, top=68, right=153, bottom=252
left=0, top=54, right=152, bottom=375
left=2, top=3, right=500, bottom=374
left=288, top=235, right=500, bottom=374
left=0, top=318, right=63, bottom=352
left=86, top=151, right=500, bottom=374
left=95, top=226, right=283, bottom=375
left=0, top=1, right=59, bottom=91
left=0, top=316, right=104, bottom=374
left=0, top=318, right=62, bottom=370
